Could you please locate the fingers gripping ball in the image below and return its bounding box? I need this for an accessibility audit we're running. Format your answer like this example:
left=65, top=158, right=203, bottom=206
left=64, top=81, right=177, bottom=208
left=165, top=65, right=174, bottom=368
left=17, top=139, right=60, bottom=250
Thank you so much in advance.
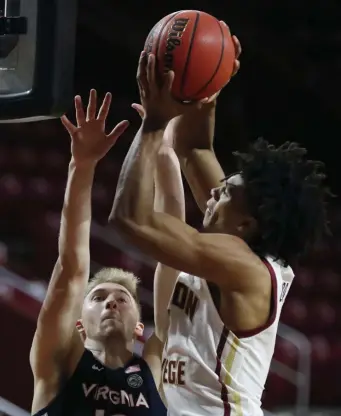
left=144, top=10, right=236, bottom=101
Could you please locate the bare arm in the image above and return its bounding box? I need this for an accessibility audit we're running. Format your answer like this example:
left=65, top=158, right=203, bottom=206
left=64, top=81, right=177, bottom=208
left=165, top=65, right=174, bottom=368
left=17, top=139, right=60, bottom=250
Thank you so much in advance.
left=171, top=32, right=242, bottom=213
left=110, top=53, right=264, bottom=297
left=170, top=105, right=224, bottom=213
left=141, top=135, right=185, bottom=395
left=112, top=202, right=263, bottom=291
left=153, top=143, right=185, bottom=342
left=30, top=91, right=129, bottom=412
left=30, top=160, right=93, bottom=381
left=142, top=332, right=164, bottom=391
left=131, top=95, right=225, bottom=215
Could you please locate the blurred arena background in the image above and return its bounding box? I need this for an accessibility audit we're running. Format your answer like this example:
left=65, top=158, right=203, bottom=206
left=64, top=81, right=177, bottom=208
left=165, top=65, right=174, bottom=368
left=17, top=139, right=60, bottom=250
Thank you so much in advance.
left=0, top=1, right=340, bottom=415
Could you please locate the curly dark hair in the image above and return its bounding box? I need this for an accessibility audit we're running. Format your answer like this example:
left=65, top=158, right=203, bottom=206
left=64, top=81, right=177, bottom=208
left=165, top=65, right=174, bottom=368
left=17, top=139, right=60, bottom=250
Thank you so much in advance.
left=233, top=138, right=331, bottom=266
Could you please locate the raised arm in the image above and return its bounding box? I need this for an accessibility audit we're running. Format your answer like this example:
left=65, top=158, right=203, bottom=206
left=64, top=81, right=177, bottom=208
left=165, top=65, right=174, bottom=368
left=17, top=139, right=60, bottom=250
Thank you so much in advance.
left=171, top=30, right=242, bottom=213
left=131, top=104, right=185, bottom=341
left=153, top=142, right=185, bottom=342
left=169, top=102, right=223, bottom=213
left=30, top=90, right=128, bottom=413
left=141, top=140, right=185, bottom=396
left=109, top=53, right=263, bottom=296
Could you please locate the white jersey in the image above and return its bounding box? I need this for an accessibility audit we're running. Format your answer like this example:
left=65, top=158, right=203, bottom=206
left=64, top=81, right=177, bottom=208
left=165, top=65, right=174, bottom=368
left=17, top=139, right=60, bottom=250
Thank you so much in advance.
left=162, top=256, right=294, bottom=416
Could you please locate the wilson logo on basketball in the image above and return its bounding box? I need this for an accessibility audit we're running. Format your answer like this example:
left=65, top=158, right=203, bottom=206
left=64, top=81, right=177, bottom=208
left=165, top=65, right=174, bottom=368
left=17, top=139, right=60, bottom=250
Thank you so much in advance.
left=164, top=18, right=189, bottom=73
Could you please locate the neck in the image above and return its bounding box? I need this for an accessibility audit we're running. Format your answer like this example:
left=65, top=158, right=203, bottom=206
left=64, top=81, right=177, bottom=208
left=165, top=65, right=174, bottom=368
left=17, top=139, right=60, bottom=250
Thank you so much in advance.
left=85, top=337, right=134, bottom=369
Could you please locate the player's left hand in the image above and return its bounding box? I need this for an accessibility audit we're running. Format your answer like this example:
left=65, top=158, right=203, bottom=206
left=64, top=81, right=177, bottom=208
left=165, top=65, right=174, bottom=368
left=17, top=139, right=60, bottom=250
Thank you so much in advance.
left=61, top=89, right=129, bottom=167
left=136, top=52, right=207, bottom=130
left=203, top=25, right=242, bottom=104
left=220, top=22, right=242, bottom=79
left=231, top=34, right=242, bottom=76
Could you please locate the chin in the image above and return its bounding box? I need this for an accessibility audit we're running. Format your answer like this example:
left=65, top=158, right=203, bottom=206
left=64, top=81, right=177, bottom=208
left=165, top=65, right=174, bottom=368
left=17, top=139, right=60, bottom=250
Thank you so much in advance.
left=102, top=327, right=124, bottom=340
left=202, top=213, right=215, bottom=229
left=203, top=209, right=219, bottom=230
left=101, top=320, right=121, bottom=333
left=202, top=215, right=211, bottom=230
left=201, top=223, right=214, bottom=234
left=201, top=219, right=209, bottom=231
left=202, top=219, right=225, bottom=234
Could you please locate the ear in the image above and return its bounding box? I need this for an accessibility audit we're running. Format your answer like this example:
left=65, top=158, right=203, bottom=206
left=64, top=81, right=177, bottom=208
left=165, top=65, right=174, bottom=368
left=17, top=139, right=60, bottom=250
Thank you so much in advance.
left=76, top=319, right=86, bottom=342
left=134, top=321, right=144, bottom=338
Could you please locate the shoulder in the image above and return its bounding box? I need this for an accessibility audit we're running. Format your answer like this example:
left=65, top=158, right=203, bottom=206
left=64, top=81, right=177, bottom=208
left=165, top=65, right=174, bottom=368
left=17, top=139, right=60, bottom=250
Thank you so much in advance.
left=196, top=233, right=268, bottom=291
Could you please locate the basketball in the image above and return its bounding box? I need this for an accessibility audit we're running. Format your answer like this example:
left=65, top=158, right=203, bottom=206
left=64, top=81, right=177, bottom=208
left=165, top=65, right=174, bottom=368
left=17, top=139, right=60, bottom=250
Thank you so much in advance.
left=144, top=10, right=236, bottom=101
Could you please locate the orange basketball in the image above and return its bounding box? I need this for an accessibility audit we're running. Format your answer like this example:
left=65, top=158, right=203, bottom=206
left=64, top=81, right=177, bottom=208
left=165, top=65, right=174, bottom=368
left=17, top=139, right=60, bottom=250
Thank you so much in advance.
left=144, top=10, right=235, bottom=101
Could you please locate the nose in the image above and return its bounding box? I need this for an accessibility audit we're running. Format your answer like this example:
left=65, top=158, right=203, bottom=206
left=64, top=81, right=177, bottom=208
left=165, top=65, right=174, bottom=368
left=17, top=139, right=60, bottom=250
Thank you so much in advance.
left=105, top=299, right=117, bottom=310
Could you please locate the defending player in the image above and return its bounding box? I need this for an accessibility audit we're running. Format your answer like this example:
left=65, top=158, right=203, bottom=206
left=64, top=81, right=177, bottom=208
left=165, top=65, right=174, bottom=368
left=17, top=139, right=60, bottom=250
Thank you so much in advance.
left=109, top=49, right=330, bottom=415
left=30, top=90, right=167, bottom=416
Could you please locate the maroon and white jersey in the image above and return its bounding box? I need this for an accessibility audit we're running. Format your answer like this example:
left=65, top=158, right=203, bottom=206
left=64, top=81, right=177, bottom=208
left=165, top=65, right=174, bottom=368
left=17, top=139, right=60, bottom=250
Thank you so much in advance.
left=162, top=256, right=294, bottom=415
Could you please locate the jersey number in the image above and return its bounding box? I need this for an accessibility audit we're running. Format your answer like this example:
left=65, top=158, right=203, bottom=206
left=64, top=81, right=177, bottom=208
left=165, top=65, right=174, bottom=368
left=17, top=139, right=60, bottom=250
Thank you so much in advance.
left=279, top=282, right=289, bottom=302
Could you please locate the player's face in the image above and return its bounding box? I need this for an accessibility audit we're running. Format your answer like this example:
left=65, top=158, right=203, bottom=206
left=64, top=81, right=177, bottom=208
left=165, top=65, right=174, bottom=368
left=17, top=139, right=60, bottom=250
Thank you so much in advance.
left=82, top=282, right=143, bottom=343
left=203, top=173, right=254, bottom=238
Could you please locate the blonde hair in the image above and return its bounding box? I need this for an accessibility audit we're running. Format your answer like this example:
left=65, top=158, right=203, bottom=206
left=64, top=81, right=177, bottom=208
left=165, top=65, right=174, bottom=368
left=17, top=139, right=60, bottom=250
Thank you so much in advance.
left=86, top=268, right=141, bottom=313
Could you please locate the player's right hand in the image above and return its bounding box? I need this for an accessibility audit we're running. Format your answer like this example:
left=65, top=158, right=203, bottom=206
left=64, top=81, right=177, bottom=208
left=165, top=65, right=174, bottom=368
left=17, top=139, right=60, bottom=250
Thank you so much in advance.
left=136, top=51, right=207, bottom=130
left=61, top=89, right=129, bottom=167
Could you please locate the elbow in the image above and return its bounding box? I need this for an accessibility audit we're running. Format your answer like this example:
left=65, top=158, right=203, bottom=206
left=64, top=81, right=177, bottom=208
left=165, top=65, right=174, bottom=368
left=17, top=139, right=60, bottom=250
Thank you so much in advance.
left=108, top=197, right=128, bottom=230
left=108, top=210, right=120, bottom=227
left=108, top=204, right=133, bottom=230
left=108, top=213, right=137, bottom=241
left=108, top=213, right=155, bottom=249
left=108, top=212, right=127, bottom=233
left=109, top=208, right=153, bottom=232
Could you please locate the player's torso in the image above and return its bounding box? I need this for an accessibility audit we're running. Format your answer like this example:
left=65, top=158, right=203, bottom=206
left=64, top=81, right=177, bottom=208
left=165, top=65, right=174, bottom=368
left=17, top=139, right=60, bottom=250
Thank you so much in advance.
left=34, top=350, right=166, bottom=416
left=162, top=257, right=294, bottom=416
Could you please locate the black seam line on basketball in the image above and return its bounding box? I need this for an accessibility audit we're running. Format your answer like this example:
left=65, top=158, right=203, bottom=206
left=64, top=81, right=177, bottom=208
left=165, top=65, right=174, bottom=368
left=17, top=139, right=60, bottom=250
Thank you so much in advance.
left=192, top=19, right=225, bottom=99
left=155, top=12, right=183, bottom=66
left=180, top=11, right=200, bottom=99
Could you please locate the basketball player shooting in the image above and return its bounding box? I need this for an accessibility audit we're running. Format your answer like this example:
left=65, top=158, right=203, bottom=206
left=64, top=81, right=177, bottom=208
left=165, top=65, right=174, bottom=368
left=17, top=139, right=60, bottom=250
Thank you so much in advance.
left=109, top=49, right=330, bottom=414
left=29, top=90, right=168, bottom=416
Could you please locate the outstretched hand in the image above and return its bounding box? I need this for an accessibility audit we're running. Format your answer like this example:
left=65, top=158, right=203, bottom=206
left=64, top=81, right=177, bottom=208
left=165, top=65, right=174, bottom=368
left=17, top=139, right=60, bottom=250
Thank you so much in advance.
left=61, top=89, right=129, bottom=167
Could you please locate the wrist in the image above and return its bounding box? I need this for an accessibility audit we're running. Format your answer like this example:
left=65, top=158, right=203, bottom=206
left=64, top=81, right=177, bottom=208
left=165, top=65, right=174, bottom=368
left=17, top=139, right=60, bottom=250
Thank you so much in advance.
left=69, top=157, right=97, bottom=171
left=142, top=117, right=168, bottom=133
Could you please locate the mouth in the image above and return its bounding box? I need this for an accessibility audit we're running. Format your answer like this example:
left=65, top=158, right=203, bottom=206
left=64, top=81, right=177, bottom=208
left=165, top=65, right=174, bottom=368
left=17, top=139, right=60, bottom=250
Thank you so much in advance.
left=102, top=312, right=119, bottom=321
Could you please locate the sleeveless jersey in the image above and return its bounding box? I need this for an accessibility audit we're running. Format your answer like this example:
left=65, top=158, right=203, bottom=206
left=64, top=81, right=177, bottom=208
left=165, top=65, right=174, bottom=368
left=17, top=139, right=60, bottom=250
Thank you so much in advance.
left=162, top=256, right=294, bottom=416
left=34, top=349, right=166, bottom=416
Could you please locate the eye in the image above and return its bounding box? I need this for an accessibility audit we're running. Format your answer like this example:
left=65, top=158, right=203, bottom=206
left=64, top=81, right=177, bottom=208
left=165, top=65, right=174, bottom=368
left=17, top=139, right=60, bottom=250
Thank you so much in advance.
left=93, top=295, right=104, bottom=302
left=118, top=297, right=127, bottom=303
left=222, top=184, right=231, bottom=197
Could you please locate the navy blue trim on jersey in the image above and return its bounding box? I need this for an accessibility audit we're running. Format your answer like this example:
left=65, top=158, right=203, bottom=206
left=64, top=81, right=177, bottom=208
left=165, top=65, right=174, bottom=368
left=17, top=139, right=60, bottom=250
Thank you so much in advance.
left=33, top=349, right=166, bottom=416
